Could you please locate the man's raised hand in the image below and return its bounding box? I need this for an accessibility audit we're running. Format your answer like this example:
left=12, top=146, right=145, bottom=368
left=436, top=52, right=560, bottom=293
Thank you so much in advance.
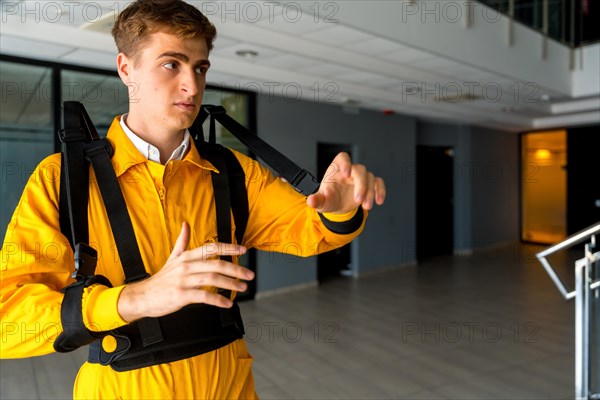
left=306, top=152, right=386, bottom=214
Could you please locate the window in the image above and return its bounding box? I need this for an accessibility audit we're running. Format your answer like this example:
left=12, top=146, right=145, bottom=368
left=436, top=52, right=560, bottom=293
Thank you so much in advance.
left=1, top=61, right=53, bottom=243
left=62, top=70, right=129, bottom=133
left=202, top=86, right=252, bottom=154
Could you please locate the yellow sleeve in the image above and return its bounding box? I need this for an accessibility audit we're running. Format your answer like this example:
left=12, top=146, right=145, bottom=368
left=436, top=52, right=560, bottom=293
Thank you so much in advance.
left=82, top=284, right=128, bottom=332
left=232, top=151, right=367, bottom=256
left=321, top=208, right=359, bottom=222
left=0, top=155, right=126, bottom=358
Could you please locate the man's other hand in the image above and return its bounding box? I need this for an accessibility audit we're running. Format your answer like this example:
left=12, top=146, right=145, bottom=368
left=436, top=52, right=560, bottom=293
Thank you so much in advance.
left=118, top=222, right=253, bottom=322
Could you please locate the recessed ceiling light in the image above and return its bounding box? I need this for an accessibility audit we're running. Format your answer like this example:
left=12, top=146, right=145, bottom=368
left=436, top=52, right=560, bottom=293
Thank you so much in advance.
left=235, top=50, right=259, bottom=58
left=540, top=93, right=551, bottom=102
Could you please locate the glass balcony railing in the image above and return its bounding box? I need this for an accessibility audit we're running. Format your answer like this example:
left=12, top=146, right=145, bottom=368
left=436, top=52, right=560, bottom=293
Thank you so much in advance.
left=477, top=0, right=600, bottom=48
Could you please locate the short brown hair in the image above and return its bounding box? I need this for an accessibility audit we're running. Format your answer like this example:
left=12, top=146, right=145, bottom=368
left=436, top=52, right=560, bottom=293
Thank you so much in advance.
left=112, top=0, right=217, bottom=61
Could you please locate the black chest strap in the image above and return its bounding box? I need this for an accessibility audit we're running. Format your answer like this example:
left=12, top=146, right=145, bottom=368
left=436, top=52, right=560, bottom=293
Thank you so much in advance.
left=88, top=303, right=244, bottom=371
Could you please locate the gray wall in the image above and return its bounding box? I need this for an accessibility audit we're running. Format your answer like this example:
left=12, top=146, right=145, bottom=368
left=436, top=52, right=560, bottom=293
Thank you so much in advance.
left=469, top=126, right=520, bottom=246
left=255, top=96, right=518, bottom=293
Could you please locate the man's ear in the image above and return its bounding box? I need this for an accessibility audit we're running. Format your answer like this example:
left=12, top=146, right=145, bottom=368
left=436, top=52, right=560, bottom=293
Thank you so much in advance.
left=116, top=52, right=132, bottom=83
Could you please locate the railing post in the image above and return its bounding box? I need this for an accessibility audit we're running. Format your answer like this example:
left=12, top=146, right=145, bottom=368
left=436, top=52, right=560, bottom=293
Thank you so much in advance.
left=542, top=0, right=549, bottom=59
left=465, top=0, right=472, bottom=29
left=570, top=0, right=576, bottom=69
left=508, top=0, right=515, bottom=46
left=575, top=255, right=591, bottom=400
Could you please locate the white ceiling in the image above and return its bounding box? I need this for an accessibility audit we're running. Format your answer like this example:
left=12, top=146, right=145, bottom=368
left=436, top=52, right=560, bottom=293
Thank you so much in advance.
left=1, top=0, right=599, bottom=132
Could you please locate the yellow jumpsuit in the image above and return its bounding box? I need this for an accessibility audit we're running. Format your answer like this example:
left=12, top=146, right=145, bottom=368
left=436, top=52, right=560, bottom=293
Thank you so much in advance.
left=0, top=116, right=366, bottom=399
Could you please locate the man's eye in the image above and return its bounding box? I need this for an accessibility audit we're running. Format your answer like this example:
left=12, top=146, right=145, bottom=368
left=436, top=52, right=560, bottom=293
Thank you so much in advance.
left=164, top=62, right=178, bottom=70
left=195, top=66, right=208, bottom=75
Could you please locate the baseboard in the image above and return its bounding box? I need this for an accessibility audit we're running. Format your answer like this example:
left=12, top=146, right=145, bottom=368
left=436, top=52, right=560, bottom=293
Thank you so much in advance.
left=454, top=248, right=474, bottom=256
left=354, top=261, right=417, bottom=278
left=454, top=240, right=518, bottom=256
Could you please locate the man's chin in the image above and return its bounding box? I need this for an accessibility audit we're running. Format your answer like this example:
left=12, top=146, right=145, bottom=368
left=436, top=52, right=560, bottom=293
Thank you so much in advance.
left=174, top=108, right=199, bottom=126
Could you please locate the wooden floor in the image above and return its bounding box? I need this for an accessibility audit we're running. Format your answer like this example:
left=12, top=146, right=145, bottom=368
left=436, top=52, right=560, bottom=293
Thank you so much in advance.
left=1, top=244, right=577, bottom=399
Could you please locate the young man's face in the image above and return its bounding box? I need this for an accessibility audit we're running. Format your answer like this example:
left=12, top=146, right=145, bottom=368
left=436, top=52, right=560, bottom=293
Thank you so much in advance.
left=118, top=31, right=210, bottom=135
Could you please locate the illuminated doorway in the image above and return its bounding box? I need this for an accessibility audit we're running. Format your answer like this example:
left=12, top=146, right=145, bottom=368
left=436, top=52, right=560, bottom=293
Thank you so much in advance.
left=521, top=130, right=567, bottom=244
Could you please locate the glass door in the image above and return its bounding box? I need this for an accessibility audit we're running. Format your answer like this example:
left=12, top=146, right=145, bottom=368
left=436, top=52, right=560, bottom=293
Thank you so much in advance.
left=521, top=130, right=567, bottom=244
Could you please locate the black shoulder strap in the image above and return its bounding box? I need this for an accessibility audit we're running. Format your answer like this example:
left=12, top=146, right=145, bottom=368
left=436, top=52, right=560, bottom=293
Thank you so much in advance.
left=59, top=102, right=149, bottom=283
left=59, top=102, right=96, bottom=278
left=58, top=155, right=74, bottom=246
left=59, top=102, right=91, bottom=250
left=83, top=139, right=163, bottom=346
left=195, top=141, right=242, bottom=326
left=223, top=149, right=248, bottom=247
left=192, top=129, right=249, bottom=247
left=84, top=140, right=149, bottom=284
left=198, top=105, right=320, bottom=196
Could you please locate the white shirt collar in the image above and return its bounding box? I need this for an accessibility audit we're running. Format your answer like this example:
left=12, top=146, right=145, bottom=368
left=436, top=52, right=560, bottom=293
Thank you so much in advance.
left=120, top=113, right=190, bottom=164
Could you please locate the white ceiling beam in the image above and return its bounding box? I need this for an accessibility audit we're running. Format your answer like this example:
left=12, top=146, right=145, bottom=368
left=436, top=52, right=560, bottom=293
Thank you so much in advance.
left=533, top=111, right=600, bottom=128
left=550, top=97, right=600, bottom=115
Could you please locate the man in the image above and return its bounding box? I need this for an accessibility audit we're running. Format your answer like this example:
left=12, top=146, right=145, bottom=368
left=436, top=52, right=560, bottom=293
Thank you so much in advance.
left=1, top=0, right=385, bottom=398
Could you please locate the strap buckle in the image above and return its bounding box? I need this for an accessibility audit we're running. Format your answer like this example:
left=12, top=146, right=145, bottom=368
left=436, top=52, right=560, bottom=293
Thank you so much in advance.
left=84, top=139, right=114, bottom=161
left=59, top=127, right=87, bottom=143
left=91, top=333, right=132, bottom=366
left=290, top=170, right=320, bottom=195
left=73, top=243, right=98, bottom=279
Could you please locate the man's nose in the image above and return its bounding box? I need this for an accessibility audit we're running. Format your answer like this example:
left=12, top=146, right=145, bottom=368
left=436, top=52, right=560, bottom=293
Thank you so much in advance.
left=180, top=70, right=199, bottom=96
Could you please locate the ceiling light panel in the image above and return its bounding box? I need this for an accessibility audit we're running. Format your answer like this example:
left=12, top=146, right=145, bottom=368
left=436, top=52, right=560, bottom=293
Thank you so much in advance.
left=452, top=66, right=490, bottom=80
left=250, top=13, right=332, bottom=36
left=336, top=71, right=399, bottom=86
left=381, top=47, right=437, bottom=64
left=410, top=57, right=467, bottom=76
left=297, top=62, right=357, bottom=77
left=347, top=37, right=411, bottom=56
left=302, top=25, right=372, bottom=46
left=258, top=54, right=318, bottom=70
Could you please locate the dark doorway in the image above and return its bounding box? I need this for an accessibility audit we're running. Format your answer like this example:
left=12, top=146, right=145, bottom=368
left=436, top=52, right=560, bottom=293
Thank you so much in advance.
left=317, top=142, right=354, bottom=283
left=567, top=126, right=600, bottom=235
left=416, top=146, right=454, bottom=260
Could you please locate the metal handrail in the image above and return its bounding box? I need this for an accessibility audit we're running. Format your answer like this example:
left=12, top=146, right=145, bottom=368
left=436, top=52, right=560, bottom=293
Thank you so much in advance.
left=536, top=222, right=600, bottom=300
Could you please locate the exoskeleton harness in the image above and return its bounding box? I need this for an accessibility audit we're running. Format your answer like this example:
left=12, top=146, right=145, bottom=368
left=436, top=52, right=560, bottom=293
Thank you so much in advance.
left=52, top=101, right=321, bottom=371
